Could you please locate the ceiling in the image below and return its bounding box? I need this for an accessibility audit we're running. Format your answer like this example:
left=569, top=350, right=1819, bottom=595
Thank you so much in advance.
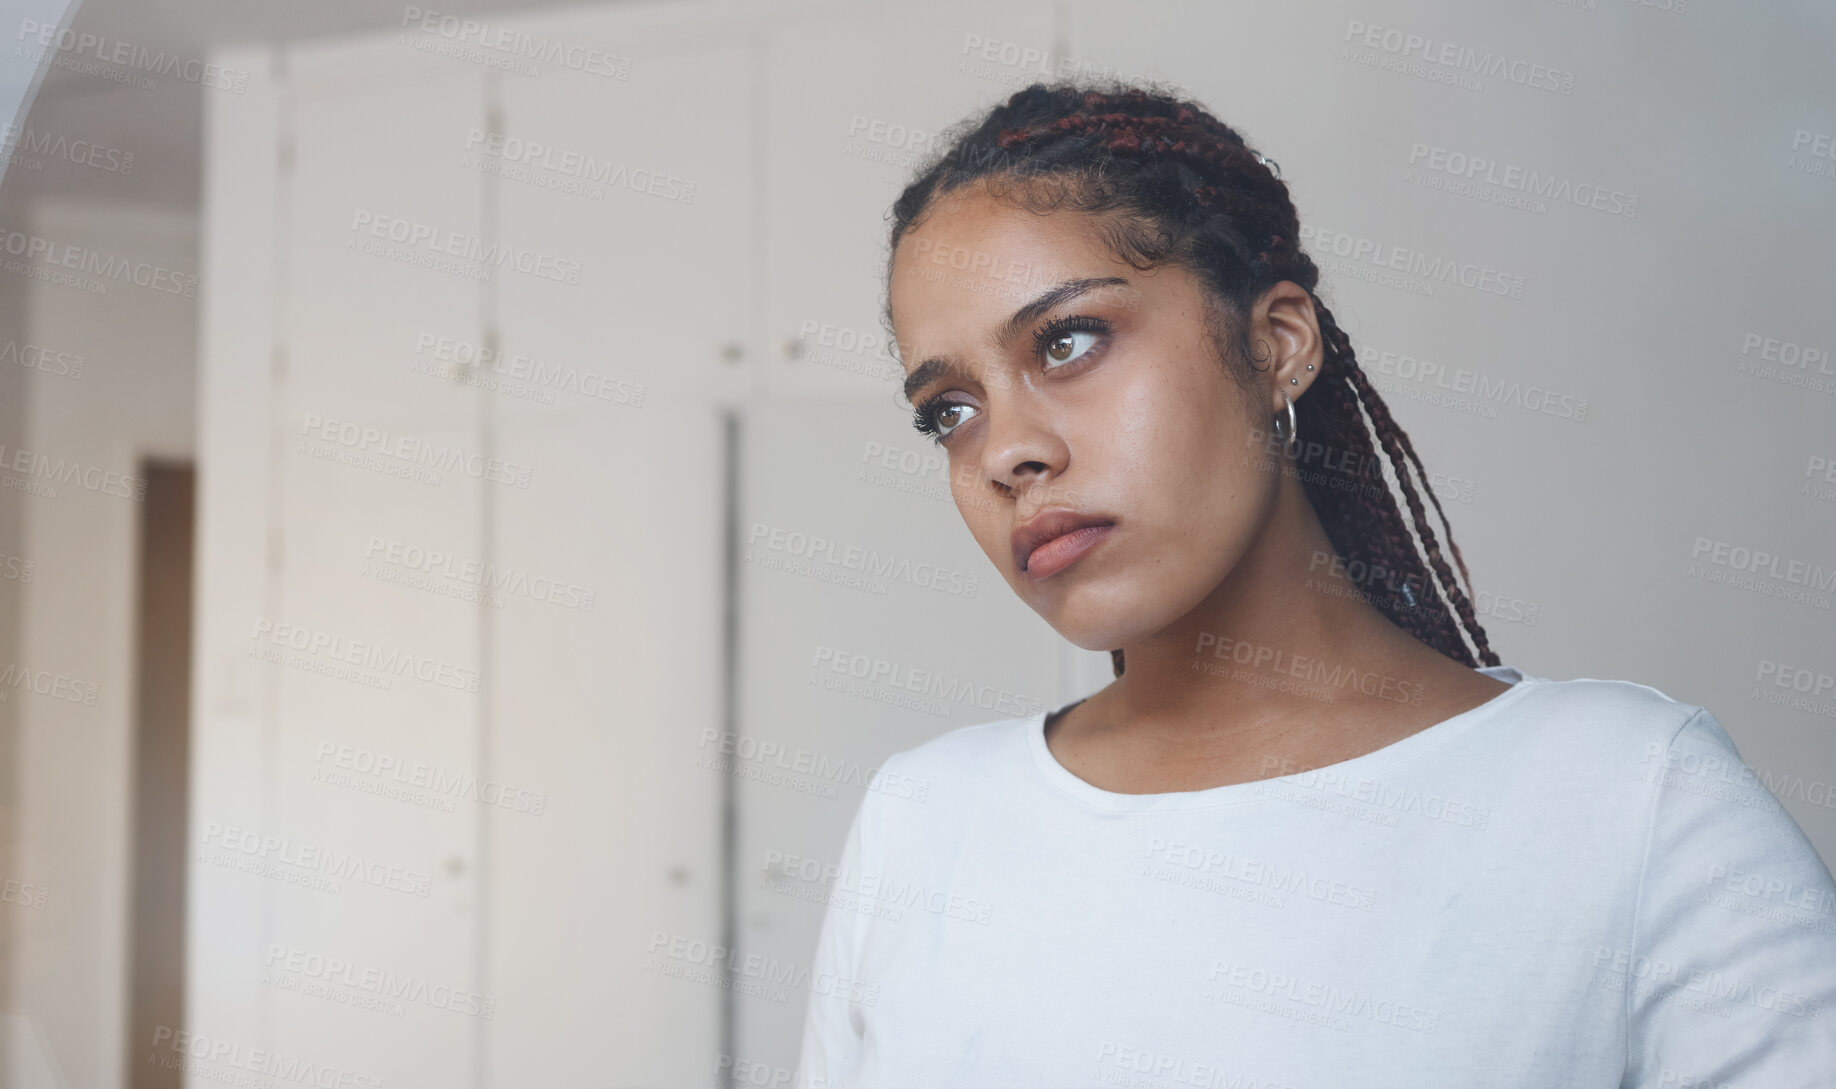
left=8, top=0, right=618, bottom=211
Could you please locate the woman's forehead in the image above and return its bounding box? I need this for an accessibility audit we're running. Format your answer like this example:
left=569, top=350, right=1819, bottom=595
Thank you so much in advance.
left=894, top=188, right=1105, bottom=273
left=889, top=200, right=1129, bottom=333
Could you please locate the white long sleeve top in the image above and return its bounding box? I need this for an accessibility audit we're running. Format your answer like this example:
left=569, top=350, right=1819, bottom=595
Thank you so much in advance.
left=794, top=665, right=1836, bottom=1088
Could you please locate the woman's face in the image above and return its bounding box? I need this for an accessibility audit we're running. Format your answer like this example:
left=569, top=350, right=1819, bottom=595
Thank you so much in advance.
left=887, top=182, right=1302, bottom=654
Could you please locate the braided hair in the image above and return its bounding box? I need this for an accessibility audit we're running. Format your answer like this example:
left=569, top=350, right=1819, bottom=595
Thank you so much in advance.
left=884, top=78, right=1499, bottom=678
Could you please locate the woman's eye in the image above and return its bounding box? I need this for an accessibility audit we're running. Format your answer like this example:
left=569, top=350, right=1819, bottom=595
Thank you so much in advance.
left=1042, top=329, right=1101, bottom=368
left=913, top=398, right=977, bottom=444
left=933, top=402, right=976, bottom=438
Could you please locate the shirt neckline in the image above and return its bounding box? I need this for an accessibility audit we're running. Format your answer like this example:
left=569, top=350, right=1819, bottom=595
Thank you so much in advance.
left=1026, top=664, right=1538, bottom=813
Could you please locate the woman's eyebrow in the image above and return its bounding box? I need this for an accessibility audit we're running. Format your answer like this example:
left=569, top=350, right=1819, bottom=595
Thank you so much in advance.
left=901, top=276, right=1131, bottom=402
left=901, top=356, right=971, bottom=404
left=995, top=276, right=1130, bottom=345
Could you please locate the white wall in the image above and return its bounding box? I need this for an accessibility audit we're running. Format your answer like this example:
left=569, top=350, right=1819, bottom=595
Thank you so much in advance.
left=6, top=197, right=197, bottom=1088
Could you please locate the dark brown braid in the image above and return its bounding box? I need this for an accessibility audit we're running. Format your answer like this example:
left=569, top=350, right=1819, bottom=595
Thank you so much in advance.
left=883, top=78, right=1500, bottom=677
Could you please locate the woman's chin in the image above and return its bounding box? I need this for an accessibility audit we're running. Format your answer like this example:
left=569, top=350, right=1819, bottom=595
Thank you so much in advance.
left=1039, top=611, right=1145, bottom=655
left=1034, top=580, right=1204, bottom=656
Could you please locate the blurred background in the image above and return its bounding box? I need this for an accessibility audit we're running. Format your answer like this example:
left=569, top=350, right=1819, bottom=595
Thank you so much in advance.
left=0, top=0, right=1832, bottom=1085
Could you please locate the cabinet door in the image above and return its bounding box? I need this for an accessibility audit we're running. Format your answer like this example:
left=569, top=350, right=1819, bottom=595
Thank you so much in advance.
left=192, top=54, right=492, bottom=1089
left=485, top=26, right=747, bottom=1087
left=738, top=3, right=1092, bottom=1075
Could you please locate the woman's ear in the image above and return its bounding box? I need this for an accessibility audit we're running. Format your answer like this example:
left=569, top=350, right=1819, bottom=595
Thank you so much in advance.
left=1255, top=282, right=1324, bottom=408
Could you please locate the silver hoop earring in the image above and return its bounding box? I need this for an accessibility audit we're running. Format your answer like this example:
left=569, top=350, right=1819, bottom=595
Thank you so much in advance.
left=1274, top=392, right=1298, bottom=456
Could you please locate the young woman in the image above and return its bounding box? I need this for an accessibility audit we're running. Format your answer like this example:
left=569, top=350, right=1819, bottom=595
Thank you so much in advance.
left=795, top=80, right=1836, bottom=1088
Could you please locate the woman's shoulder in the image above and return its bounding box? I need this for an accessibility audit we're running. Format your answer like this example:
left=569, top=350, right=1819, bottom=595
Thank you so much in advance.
left=1493, top=669, right=1713, bottom=754
left=1481, top=670, right=1784, bottom=820
left=857, top=713, right=1040, bottom=854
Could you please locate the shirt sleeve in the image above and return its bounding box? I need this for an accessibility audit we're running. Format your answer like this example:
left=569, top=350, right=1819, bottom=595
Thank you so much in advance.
left=794, top=771, right=880, bottom=1089
left=1621, top=706, right=1836, bottom=1088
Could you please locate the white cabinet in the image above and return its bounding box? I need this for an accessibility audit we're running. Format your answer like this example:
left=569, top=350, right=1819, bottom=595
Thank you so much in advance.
left=484, top=27, right=751, bottom=1085
left=197, top=3, right=1095, bottom=1085
left=271, top=68, right=491, bottom=1085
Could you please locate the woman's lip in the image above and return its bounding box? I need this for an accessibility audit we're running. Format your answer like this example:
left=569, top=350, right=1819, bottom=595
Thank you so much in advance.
left=1022, top=524, right=1115, bottom=580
